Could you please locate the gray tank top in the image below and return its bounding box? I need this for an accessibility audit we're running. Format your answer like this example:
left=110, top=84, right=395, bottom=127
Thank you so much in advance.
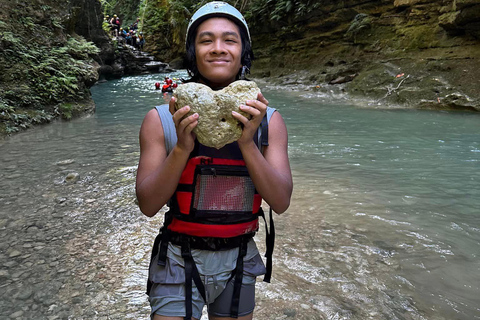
left=155, top=104, right=276, bottom=154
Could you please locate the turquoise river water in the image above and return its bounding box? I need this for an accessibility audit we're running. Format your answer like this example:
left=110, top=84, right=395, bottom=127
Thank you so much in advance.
left=0, top=71, right=478, bottom=319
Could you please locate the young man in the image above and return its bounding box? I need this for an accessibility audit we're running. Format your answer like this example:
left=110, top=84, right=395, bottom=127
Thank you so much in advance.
left=136, top=2, right=292, bottom=319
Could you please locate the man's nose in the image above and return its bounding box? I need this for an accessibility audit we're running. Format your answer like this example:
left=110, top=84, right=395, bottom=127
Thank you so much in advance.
left=211, top=39, right=226, bottom=54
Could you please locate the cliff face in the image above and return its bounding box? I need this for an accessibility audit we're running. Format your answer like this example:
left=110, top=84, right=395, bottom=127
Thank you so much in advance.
left=249, top=0, right=480, bottom=110
left=0, top=0, right=113, bottom=135
left=69, top=0, right=115, bottom=66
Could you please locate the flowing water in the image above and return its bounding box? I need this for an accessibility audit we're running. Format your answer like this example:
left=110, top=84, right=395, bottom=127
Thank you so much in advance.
left=0, top=71, right=479, bottom=320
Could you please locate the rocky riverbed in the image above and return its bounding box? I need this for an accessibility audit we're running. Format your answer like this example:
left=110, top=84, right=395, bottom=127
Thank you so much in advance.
left=0, top=160, right=412, bottom=320
left=0, top=160, right=151, bottom=319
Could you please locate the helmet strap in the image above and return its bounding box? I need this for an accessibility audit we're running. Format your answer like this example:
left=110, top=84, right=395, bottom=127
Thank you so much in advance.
left=240, top=66, right=250, bottom=80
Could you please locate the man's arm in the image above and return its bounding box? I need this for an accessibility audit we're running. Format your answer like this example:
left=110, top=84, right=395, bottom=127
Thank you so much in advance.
left=135, top=103, right=198, bottom=217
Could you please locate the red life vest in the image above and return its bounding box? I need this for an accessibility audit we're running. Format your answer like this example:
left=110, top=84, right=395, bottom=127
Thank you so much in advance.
left=168, top=155, right=262, bottom=238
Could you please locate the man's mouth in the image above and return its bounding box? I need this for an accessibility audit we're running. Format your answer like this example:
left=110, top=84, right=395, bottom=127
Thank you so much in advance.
left=209, top=59, right=229, bottom=64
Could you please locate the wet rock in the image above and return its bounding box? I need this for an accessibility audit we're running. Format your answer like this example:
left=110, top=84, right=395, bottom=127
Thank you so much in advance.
left=394, top=0, right=425, bottom=7
left=169, top=57, right=184, bottom=69
left=9, top=310, right=24, bottom=318
left=55, top=197, right=67, bottom=204
left=418, top=92, right=479, bottom=111
left=283, top=308, right=297, bottom=317
left=329, top=74, right=357, bottom=85
left=0, top=269, right=9, bottom=279
left=144, top=61, right=168, bottom=71
left=4, top=261, right=16, bottom=268
left=8, top=250, right=21, bottom=258
left=65, top=173, right=80, bottom=184
left=55, top=159, right=75, bottom=166
left=174, top=81, right=261, bottom=149
left=15, top=288, right=33, bottom=300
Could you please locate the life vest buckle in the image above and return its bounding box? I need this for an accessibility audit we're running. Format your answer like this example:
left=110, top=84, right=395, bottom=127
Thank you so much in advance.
left=200, top=157, right=213, bottom=165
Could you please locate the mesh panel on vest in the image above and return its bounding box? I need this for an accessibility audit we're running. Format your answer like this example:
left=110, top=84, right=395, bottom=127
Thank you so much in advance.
left=193, top=174, right=255, bottom=212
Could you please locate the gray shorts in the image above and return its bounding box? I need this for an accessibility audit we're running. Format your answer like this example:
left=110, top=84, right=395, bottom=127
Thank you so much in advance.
left=148, top=241, right=266, bottom=319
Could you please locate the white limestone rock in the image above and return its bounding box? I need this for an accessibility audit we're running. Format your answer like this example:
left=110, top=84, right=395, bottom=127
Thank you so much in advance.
left=174, top=80, right=260, bottom=149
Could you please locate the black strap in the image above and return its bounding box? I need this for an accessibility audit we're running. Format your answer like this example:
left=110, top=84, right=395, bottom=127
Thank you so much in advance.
left=157, top=210, right=174, bottom=266
left=260, top=114, right=269, bottom=148
left=147, top=212, right=173, bottom=295
left=261, top=207, right=275, bottom=283
left=157, top=227, right=169, bottom=266
left=181, top=240, right=206, bottom=320
left=146, top=230, right=162, bottom=296
left=230, top=239, right=248, bottom=318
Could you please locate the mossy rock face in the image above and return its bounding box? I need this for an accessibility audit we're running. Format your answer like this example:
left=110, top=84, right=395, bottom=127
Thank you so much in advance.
left=174, top=81, right=260, bottom=149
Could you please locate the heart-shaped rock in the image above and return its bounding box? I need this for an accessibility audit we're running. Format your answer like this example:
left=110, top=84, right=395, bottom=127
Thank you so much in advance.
left=174, top=80, right=260, bottom=149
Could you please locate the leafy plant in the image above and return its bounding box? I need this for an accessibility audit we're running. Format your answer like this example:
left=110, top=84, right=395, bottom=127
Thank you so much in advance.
left=57, top=103, right=74, bottom=120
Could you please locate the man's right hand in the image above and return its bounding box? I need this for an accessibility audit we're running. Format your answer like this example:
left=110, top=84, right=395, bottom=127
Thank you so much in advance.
left=170, top=97, right=198, bottom=153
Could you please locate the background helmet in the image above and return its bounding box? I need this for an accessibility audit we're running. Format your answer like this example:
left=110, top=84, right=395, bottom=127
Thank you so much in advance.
left=185, top=1, right=251, bottom=48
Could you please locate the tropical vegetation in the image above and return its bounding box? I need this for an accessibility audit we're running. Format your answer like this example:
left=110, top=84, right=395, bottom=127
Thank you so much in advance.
left=0, top=3, right=99, bottom=135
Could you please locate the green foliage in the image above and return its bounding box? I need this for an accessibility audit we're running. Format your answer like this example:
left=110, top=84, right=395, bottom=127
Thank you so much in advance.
left=102, top=20, right=111, bottom=34
left=0, top=5, right=101, bottom=135
left=51, top=17, right=64, bottom=30
left=57, top=103, right=74, bottom=120
left=245, top=0, right=321, bottom=25
left=18, top=16, right=36, bottom=30
left=0, top=31, right=23, bottom=49
left=5, top=35, right=98, bottom=105
left=0, top=100, right=15, bottom=121
left=65, top=37, right=101, bottom=59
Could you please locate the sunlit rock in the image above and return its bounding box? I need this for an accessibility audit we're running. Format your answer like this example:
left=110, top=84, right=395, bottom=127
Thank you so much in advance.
left=65, top=172, right=80, bottom=184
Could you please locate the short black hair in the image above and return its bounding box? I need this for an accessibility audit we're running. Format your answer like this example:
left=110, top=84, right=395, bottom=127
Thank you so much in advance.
left=184, top=17, right=254, bottom=83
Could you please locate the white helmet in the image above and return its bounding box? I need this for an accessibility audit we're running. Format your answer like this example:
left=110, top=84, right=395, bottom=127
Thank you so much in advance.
left=186, top=1, right=251, bottom=48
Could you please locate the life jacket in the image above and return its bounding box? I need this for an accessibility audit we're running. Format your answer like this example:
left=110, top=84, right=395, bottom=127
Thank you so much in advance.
left=147, top=104, right=276, bottom=319
left=167, top=151, right=262, bottom=239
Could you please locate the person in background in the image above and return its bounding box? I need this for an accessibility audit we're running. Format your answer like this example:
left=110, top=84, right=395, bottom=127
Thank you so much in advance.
left=136, top=2, right=292, bottom=320
left=132, top=17, right=140, bottom=30
left=110, top=14, right=120, bottom=37
left=125, top=32, right=132, bottom=45
left=138, top=31, right=145, bottom=51
left=131, top=30, right=138, bottom=48
left=120, top=27, right=127, bottom=38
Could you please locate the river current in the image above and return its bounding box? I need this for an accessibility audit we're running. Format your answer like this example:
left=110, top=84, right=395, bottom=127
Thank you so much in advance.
left=0, top=71, right=479, bottom=319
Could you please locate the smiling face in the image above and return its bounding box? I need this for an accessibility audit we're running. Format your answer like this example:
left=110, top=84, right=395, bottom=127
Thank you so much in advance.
left=194, top=17, right=243, bottom=88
